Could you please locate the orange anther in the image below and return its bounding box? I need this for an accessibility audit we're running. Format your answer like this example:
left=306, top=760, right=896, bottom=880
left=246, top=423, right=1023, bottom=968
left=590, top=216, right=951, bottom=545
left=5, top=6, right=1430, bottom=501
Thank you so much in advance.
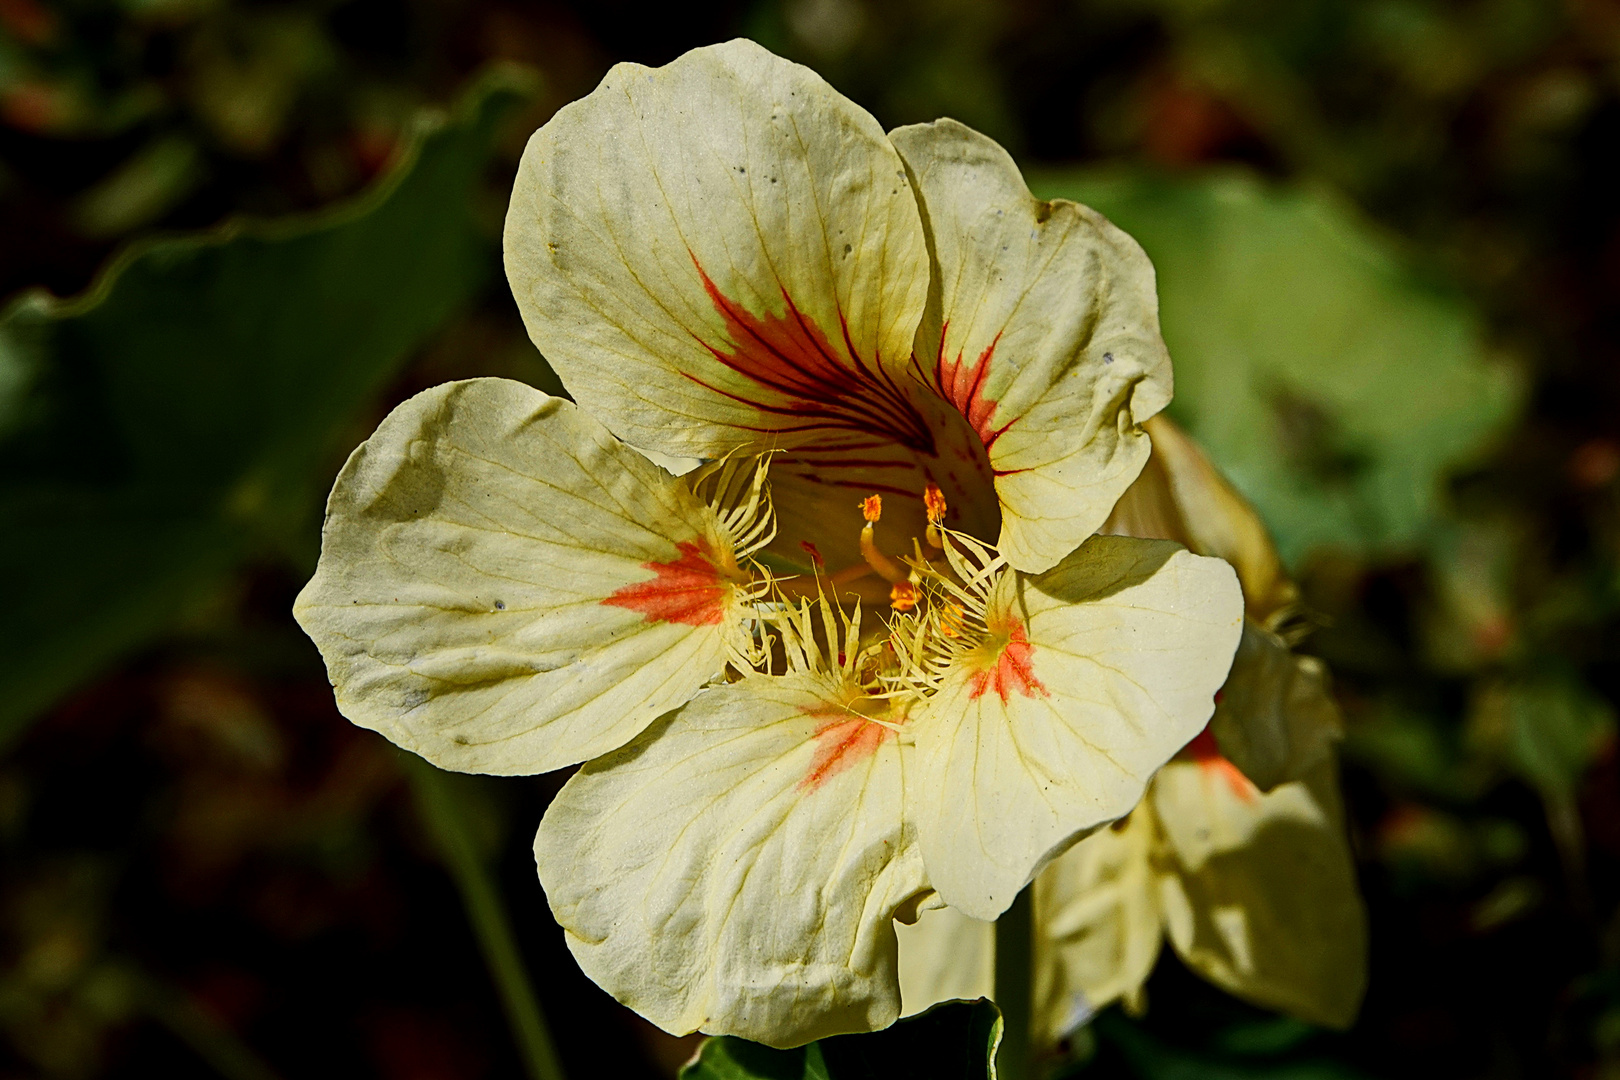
left=861, top=494, right=883, bottom=522
left=889, top=580, right=918, bottom=612
left=923, top=483, right=947, bottom=524
left=938, top=601, right=965, bottom=638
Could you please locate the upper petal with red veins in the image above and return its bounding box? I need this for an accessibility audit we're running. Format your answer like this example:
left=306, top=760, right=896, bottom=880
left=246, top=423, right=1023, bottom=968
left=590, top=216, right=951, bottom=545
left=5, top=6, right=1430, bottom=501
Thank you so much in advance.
left=293, top=378, right=750, bottom=776
left=890, top=120, right=1173, bottom=574
left=504, top=39, right=931, bottom=467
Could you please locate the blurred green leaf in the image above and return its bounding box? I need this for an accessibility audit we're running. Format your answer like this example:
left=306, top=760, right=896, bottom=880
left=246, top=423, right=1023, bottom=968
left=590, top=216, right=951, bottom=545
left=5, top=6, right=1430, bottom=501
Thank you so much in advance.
left=69, top=134, right=206, bottom=239
left=1031, top=169, right=1520, bottom=566
left=1471, top=675, right=1617, bottom=801
left=0, top=64, right=537, bottom=749
left=679, top=1000, right=1001, bottom=1080
left=1344, top=704, right=1488, bottom=804
left=1089, top=1010, right=1371, bottom=1080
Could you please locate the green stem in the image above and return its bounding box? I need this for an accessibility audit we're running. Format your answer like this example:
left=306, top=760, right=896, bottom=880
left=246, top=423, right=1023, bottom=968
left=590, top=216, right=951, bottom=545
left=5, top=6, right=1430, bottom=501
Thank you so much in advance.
left=406, top=754, right=567, bottom=1080
left=138, top=974, right=284, bottom=1080
left=994, top=885, right=1033, bottom=1080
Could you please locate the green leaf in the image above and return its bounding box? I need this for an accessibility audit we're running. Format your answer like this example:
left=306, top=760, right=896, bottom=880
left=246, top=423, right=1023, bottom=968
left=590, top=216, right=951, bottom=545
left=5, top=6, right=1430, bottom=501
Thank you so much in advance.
left=1030, top=168, right=1521, bottom=567
left=0, top=64, right=538, bottom=748
left=680, top=1000, right=1002, bottom=1080
left=1472, top=674, right=1617, bottom=801
left=1091, top=1010, right=1371, bottom=1080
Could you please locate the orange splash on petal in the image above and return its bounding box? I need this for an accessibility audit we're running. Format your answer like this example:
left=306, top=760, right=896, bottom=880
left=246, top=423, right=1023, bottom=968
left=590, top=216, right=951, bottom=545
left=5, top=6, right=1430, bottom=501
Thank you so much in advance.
left=934, top=328, right=1011, bottom=452
left=1182, top=727, right=1258, bottom=804
left=800, top=710, right=893, bottom=791
left=968, top=620, right=1047, bottom=703
left=602, top=540, right=731, bottom=626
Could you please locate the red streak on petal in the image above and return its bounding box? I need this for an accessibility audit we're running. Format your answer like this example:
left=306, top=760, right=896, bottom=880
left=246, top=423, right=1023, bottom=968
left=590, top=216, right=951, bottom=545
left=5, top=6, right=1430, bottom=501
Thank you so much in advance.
left=967, top=620, right=1048, bottom=703
left=1182, top=726, right=1258, bottom=804
left=800, top=710, right=893, bottom=792
left=602, top=540, right=730, bottom=626
left=933, top=326, right=1014, bottom=452
left=684, top=257, right=938, bottom=454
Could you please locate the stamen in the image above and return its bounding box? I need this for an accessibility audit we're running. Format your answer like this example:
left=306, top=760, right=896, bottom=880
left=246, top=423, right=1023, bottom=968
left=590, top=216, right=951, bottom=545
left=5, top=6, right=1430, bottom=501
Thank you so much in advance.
left=829, top=563, right=875, bottom=588
left=923, top=483, right=947, bottom=549
left=880, top=521, right=1009, bottom=699
left=890, top=581, right=919, bottom=612
left=859, top=492, right=908, bottom=583
left=799, top=540, right=825, bottom=569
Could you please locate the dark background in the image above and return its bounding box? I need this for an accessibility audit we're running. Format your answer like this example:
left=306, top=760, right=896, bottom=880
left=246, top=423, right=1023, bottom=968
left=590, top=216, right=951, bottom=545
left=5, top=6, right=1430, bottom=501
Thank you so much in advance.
left=2, top=0, right=1619, bottom=1077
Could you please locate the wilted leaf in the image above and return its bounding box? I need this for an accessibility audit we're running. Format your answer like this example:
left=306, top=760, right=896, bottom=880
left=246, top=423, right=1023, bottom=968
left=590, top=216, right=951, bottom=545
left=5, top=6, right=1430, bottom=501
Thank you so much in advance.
left=0, top=65, right=537, bottom=747
left=679, top=999, right=1001, bottom=1080
left=1031, top=169, right=1520, bottom=566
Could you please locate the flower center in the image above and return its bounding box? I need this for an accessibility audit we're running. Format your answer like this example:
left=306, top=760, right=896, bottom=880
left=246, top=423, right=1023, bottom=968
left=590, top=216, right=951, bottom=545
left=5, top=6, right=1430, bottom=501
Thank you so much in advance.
left=685, top=262, right=1002, bottom=577
left=965, top=618, right=1047, bottom=703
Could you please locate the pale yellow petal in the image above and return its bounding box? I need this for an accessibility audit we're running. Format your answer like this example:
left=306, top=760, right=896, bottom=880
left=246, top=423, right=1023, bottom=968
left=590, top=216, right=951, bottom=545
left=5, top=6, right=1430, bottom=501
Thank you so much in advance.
left=889, top=120, right=1172, bottom=574
left=895, top=904, right=995, bottom=1018
left=1155, top=758, right=1368, bottom=1028
left=293, top=378, right=747, bottom=775
left=1208, top=622, right=1342, bottom=792
left=1104, top=415, right=1296, bottom=624
left=535, top=672, right=927, bottom=1048
left=1034, top=810, right=1163, bottom=1041
left=912, top=536, right=1243, bottom=919
left=505, top=40, right=929, bottom=463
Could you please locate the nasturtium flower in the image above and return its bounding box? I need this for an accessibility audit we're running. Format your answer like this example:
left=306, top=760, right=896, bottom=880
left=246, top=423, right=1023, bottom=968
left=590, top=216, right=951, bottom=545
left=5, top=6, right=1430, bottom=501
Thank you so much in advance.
left=504, top=38, right=1172, bottom=579
left=896, top=419, right=1368, bottom=1035
left=297, top=40, right=1248, bottom=1048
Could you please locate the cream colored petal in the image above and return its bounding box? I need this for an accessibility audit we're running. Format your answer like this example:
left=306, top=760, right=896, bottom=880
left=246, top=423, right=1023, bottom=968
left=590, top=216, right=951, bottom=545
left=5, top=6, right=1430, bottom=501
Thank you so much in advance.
left=505, top=39, right=931, bottom=465
left=1147, top=416, right=1297, bottom=623
left=889, top=120, right=1172, bottom=574
left=895, top=904, right=995, bottom=1018
left=912, top=536, right=1243, bottom=920
left=1155, top=759, right=1368, bottom=1028
left=535, top=672, right=927, bottom=1048
left=293, top=378, right=748, bottom=776
left=1208, top=622, right=1342, bottom=792
left=1035, top=810, right=1163, bottom=1042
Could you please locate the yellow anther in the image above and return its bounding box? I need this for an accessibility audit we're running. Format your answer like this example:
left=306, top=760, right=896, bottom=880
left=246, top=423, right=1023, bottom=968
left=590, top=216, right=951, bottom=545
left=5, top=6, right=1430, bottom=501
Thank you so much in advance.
left=890, top=581, right=919, bottom=612
left=923, top=484, right=947, bottom=549
left=861, top=494, right=883, bottom=522
left=938, top=601, right=965, bottom=639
